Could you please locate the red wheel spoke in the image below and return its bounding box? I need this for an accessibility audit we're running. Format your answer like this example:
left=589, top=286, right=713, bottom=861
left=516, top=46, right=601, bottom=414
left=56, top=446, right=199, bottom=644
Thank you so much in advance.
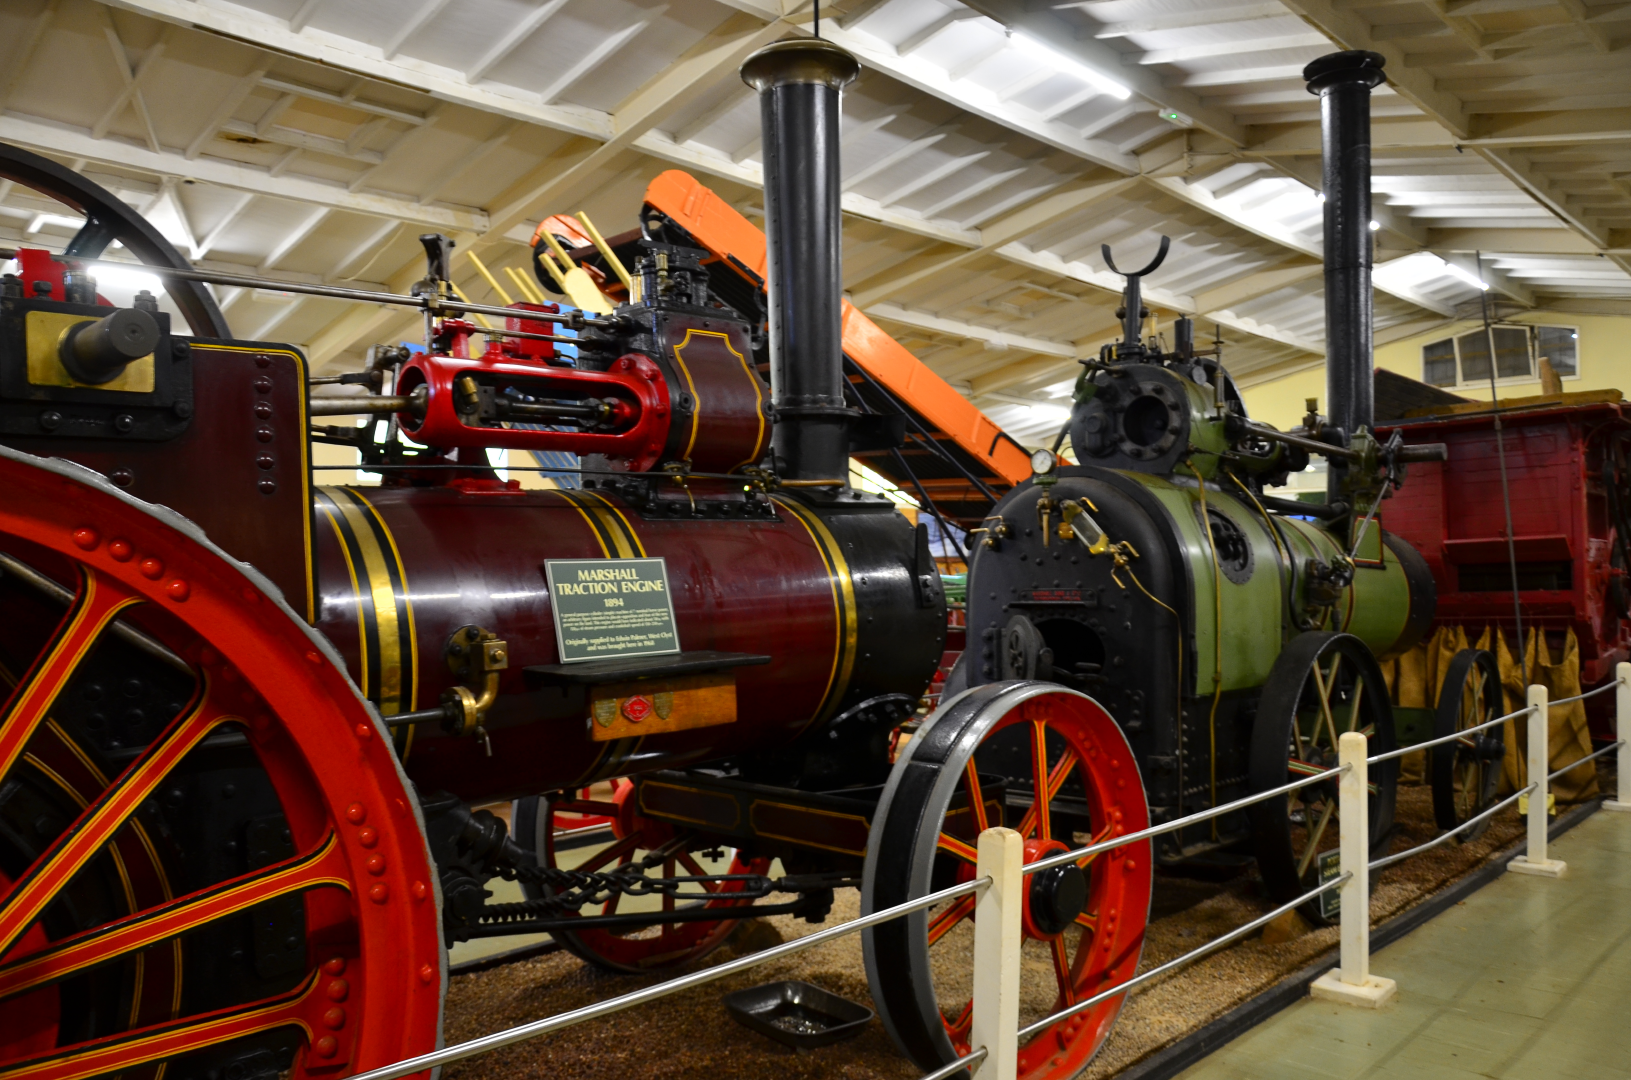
left=1076, top=822, right=1118, bottom=871
left=603, top=849, right=634, bottom=916
left=1074, top=911, right=1097, bottom=929
left=936, top=832, right=978, bottom=864
left=926, top=894, right=976, bottom=946
left=677, top=852, right=711, bottom=883
left=0, top=831, right=347, bottom=1003
left=0, top=567, right=141, bottom=783
left=0, top=972, right=321, bottom=1080
left=1011, top=747, right=1079, bottom=840
left=1050, top=935, right=1078, bottom=1006
left=1287, top=757, right=1328, bottom=778
left=574, top=833, right=640, bottom=875
left=556, top=800, right=619, bottom=816
left=964, top=760, right=989, bottom=834
left=1030, top=721, right=1052, bottom=840
left=945, top=1000, right=973, bottom=1043
left=0, top=683, right=227, bottom=959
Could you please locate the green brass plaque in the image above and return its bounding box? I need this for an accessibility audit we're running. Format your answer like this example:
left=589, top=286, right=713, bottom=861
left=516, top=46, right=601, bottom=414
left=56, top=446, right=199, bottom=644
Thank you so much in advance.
left=545, top=557, right=680, bottom=663
left=1318, top=848, right=1343, bottom=920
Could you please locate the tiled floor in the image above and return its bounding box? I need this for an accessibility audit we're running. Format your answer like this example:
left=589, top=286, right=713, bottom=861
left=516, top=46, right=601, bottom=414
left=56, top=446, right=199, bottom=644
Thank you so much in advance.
left=1176, top=809, right=1631, bottom=1080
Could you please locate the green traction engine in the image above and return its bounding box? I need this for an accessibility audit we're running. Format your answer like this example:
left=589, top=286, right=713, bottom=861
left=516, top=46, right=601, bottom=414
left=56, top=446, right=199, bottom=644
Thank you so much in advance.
left=957, top=232, right=1449, bottom=913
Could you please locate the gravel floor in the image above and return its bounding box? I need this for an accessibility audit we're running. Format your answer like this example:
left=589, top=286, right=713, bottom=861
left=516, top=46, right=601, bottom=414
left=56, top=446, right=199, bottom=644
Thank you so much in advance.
left=440, top=770, right=1605, bottom=1080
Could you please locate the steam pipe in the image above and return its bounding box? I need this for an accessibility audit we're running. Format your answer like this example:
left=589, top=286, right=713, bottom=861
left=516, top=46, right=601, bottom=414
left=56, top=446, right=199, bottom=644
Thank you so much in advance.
left=1304, top=51, right=1386, bottom=448
left=741, top=39, right=861, bottom=482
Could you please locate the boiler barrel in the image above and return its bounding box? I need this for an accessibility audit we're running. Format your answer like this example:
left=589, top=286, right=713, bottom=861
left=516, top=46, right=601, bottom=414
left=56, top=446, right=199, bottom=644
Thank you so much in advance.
left=311, top=484, right=943, bottom=804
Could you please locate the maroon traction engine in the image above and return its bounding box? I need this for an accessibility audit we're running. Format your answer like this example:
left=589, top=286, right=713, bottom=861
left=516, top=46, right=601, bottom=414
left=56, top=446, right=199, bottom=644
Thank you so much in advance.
left=0, top=37, right=1152, bottom=1080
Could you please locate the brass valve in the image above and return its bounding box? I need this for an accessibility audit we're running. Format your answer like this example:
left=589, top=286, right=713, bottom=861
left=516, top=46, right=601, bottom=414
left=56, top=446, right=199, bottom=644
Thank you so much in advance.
left=442, top=624, right=508, bottom=754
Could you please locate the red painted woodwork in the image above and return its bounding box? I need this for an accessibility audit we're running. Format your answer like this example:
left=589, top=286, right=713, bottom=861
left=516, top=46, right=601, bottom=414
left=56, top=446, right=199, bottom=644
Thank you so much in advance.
left=1380, top=398, right=1631, bottom=686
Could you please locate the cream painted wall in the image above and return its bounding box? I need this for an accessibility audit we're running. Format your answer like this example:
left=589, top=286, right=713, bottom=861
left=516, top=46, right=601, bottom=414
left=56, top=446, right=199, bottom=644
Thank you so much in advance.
left=1239, top=309, right=1631, bottom=431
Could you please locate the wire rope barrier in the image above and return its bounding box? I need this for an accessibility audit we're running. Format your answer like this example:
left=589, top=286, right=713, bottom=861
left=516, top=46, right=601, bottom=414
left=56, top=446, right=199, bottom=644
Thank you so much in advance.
left=337, top=667, right=1629, bottom=1080
left=1015, top=873, right=1350, bottom=1041
left=342, top=874, right=991, bottom=1080
left=1549, top=739, right=1625, bottom=782
left=1547, top=680, right=1620, bottom=708
left=1366, top=705, right=1526, bottom=765
left=1368, top=784, right=1536, bottom=872
left=1025, top=764, right=1349, bottom=876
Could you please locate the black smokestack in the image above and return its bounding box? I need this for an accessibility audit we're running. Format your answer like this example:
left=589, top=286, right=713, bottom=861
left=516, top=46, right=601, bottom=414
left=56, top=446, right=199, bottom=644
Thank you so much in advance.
left=1304, top=50, right=1385, bottom=445
left=741, top=38, right=860, bottom=482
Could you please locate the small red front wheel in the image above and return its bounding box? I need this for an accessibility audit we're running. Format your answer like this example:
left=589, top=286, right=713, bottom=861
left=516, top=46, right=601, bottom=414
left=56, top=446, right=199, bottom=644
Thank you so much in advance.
left=512, top=783, right=769, bottom=973
left=862, top=682, right=1152, bottom=1080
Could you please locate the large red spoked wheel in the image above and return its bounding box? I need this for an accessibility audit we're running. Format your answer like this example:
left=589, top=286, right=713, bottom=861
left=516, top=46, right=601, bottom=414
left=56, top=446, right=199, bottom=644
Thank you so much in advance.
left=863, top=682, right=1152, bottom=1080
left=0, top=446, right=441, bottom=1080
left=513, top=781, right=770, bottom=973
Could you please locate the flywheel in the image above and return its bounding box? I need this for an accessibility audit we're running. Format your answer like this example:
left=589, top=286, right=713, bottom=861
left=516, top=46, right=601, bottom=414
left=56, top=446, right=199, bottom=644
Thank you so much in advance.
left=0, top=445, right=442, bottom=1080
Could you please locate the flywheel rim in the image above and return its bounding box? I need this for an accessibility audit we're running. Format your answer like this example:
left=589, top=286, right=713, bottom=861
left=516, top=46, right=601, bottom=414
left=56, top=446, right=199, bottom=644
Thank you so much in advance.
left=0, top=445, right=443, bottom=1080
left=862, top=681, right=1153, bottom=1080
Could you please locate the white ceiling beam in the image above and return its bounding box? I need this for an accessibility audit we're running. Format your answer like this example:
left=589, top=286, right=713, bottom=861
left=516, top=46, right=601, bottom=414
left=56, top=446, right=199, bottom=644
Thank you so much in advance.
left=103, top=0, right=611, bottom=139
left=1096, top=3, right=1288, bottom=38
left=259, top=77, right=430, bottom=127
left=843, top=131, right=949, bottom=191
left=416, top=120, right=519, bottom=207
left=1426, top=227, right=1598, bottom=255
left=1443, top=251, right=1534, bottom=307
left=288, top=0, right=327, bottom=34
left=817, top=22, right=1141, bottom=173
left=0, top=111, right=487, bottom=231
left=1203, top=309, right=1323, bottom=354
left=918, top=166, right=1025, bottom=219
left=896, top=10, right=981, bottom=56
left=838, top=0, right=896, bottom=31
left=92, top=26, right=170, bottom=140
left=383, top=0, right=453, bottom=61
left=1135, top=33, right=1331, bottom=66
left=479, top=13, right=785, bottom=245
left=94, top=5, right=162, bottom=154
left=259, top=207, right=331, bottom=273
left=1553, top=0, right=1611, bottom=53
left=865, top=303, right=1079, bottom=358
left=0, top=0, right=59, bottom=113
left=672, top=90, right=750, bottom=146
left=185, top=59, right=274, bottom=160
left=1275, top=0, right=1473, bottom=138
left=195, top=191, right=255, bottom=259
left=218, top=119, right=383, bottom=165
left=955, top=0, right=1248, bottom=146
left=877, top=151, right=991, bottom=209
left=538, top=9, right=664, bottom=105
left=466, top=0, right=569, bottom=84
left=848, top=175, right=1141, bottom=307
left=331, top=218, right=404, bottom=280
left=1191, top=260, right=1323, bottom=312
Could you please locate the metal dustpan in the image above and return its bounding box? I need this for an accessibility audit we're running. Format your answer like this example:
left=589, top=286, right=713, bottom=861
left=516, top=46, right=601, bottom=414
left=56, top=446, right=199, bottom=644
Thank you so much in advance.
left=723, top=980, right=873, bottom=1049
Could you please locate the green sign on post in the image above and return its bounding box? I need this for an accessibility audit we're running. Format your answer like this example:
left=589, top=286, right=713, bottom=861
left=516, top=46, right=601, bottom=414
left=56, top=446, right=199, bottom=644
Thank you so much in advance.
left=545, top=557, right=680, bottom=663
left=1318, top=848, right=1343, bottom=920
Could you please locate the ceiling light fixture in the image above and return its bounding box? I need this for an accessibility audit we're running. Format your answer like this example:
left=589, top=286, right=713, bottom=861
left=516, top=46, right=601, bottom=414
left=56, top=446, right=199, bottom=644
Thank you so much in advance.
left=1439, top=257, right=1488, bottom=291
left=1008, top=33, right=1131, bottom=100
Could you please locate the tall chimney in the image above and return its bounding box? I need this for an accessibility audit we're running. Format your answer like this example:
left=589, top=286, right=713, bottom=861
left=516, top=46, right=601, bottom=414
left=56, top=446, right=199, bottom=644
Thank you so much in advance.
left=741, top=38, right=860, bottom=483
left=1304, top=50, right=1385, bottom=445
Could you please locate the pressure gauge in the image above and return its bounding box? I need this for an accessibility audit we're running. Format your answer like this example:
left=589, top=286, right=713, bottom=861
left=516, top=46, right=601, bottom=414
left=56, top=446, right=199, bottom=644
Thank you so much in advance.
left=1030, top=448, right=1057, bottom=475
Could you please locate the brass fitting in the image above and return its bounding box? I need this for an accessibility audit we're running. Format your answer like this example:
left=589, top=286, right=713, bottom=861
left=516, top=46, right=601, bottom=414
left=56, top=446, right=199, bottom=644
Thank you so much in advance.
left=442, top=625, right=508, bottom=751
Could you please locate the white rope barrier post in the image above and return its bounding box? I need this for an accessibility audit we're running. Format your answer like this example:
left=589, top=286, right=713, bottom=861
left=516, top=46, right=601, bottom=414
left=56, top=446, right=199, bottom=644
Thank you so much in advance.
left=1311, top=732, right=1396, bottom=1007
left=970, top=827, right=1023, bottom=1079
left=1606, top=662, right=1631, bottom=813
left=1510, top=684, right=1567, bottom=877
